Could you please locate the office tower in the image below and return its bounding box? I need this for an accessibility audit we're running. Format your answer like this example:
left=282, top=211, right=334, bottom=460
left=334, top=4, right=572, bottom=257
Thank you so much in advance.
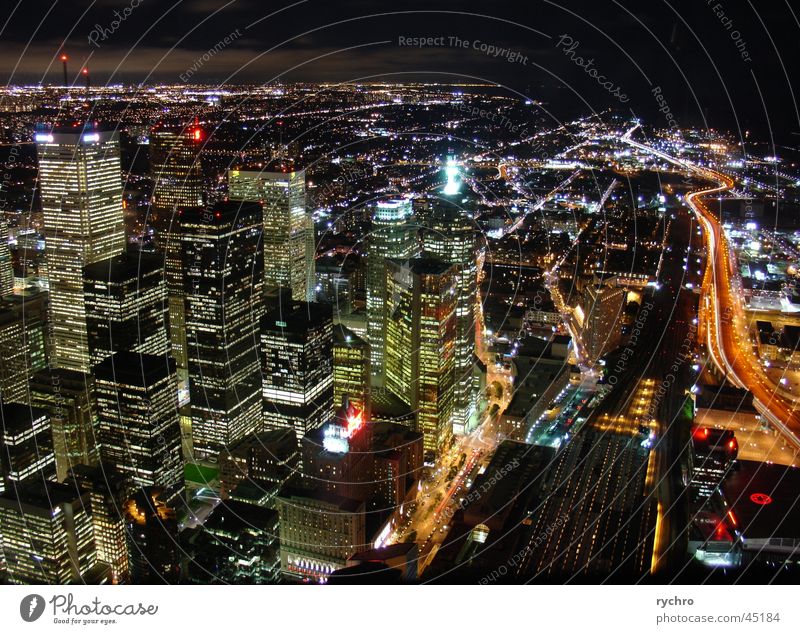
left=35, top=125, right=126, bottom=372
left=0, top=402, right=56, bottom=485
left=581, top=283, right=626, bottom=361
left=66, top=464, right=130, bottom=584
left=315, top=255, right=352, bottom=313
left=0, top=215, right=13, bottom=295
left=184, top=499, right=280, bottom=583
left=123, top=487, right=180, bottom=584
left=29, top=369, right=99, bottom=482
left=276, top=487, right=365, bottom=582
left=182, top=202, right=264, bottom=456
left=218, top=428, right=301, bottom=504
left=333, top=326, right=371, bottom=418
left=301, top=398, right=372, bottom=502
left=149, top=124, right=204, bottom=389
left=83, top=252, right=169, bottom=366
left=94, top=352, right=184, bottom=502
left=149, top=124, right=204, bottom=213
left=366, top=199, right=417, bottom=378
left=689, top=426, right=739, bottom=504
left=385, top=259, right=457, bottom=459
left=261, top=301, right=333, bottom=444
left=423, top=204, right=479, bottom=435
left=228, top=167, right=315, bottom=301
left=0, top=293, right=47, bottom=404
left=0, top=480, right=95, bottom=584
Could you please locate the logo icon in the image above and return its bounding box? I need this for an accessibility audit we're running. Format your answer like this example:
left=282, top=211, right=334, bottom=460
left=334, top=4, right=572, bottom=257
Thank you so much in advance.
left=20, top=594, right=46, bottom=622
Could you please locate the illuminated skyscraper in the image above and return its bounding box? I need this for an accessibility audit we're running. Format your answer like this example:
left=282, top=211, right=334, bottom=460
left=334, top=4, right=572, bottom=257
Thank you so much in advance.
left=149, top=124, right=205, bottom=388
left=35, top=125, right=126, bottom=372
left=149, top=124, right=204, bottom=212
left=83, top=252, right=169, bottom=366
left=0, top=403, right=56, bottom=485
left=228, top=167, right=315, bottom=301
left=29, top=369, right=99, bottom=482
left=182, top=202, right=264, bottom=456
left=333, top=326, right=371, bottom=418
left=94, top=352, right=184, bottom=503
left=0, top=480, right=95, bottom=584
left=261, top=301, right=333, bottom=444
left=66, top=464, right=130, bottom=584
left=423, top=203, right=479, bottom=435
left=0, top=216, right=13, bottom=295
left=0, top=293, right=47, bottom=404
left=385, top=259, right=457, bottom=459
left=366, top=199, right=417, bottom=378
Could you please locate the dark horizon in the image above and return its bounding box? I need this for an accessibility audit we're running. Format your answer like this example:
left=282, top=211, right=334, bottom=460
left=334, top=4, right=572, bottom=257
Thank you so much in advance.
left=1, top=1, right=798, bottom=142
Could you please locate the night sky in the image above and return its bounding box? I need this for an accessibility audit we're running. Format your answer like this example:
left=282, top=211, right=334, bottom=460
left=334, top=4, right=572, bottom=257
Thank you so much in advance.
left=2, top=1, right=798, bottom=142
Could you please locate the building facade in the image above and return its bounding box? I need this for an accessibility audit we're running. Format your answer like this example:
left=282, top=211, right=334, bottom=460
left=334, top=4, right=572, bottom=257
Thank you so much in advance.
left=35, top=126, right=126, bottom=372
left=228, top=168, right=315, bottom=301
left=366, top=199, right=417, bottom=378
left=182, top=202, right=264, bottom=456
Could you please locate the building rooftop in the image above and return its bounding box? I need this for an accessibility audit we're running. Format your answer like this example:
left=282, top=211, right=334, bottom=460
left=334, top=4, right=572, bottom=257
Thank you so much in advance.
left=724, top=460, right=800, bottom=541
left=93, top=351, right=175, bottom=387
left=83, top=251, right=162, bottom=283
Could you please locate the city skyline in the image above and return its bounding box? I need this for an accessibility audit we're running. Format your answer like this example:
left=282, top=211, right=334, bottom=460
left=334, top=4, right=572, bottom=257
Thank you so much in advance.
left=1, top=2, right=800, bottom=613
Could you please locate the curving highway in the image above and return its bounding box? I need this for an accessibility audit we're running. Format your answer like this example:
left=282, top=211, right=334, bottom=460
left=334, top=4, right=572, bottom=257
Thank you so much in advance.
left=621, top=127, right=800, bottom=449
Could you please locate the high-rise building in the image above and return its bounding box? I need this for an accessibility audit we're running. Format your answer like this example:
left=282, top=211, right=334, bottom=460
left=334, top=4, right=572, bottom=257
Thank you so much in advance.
left=0, top=402, right=56, bottom=485
left=0, top=215, right=13, bottom=295
left=333, top=325, right=371, bottom=418
left=261, top=301, right=333, bottom=444
left=149, top=124, right=205, bottom=391
left=228, top=167, right=315, bottom=301
left=423, top=203, right=479, bottom=435
left=0, top=293, right=47, bottom=404
left=385, top=258, right=457, bottom=459
left=94, top=352, right=184, bottom=502
left=0, top=480, right=95, bottom=584
left=149, top=124, right=205, bottom=213
left=366, top=199, right=417, bottom=378
left=182, top=202, right=264, bottom=456
left=218, top=428, right=301, bottom=504
left=183, top=499, right=280, bottom=584
left=301, top=398, right=372, bottom=503
left=35, top=125, right=126, bottom=372
left=580, top=283, right=626, bottom=361
left=29, top=369, right=99, bottom=482
left=123, top=487, right=180, bottom=584
left=83, top=252, right=169, bottom=366
left=66, top=464, right=131, bottom=584
left=276, top=486, right=365, bottom=582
